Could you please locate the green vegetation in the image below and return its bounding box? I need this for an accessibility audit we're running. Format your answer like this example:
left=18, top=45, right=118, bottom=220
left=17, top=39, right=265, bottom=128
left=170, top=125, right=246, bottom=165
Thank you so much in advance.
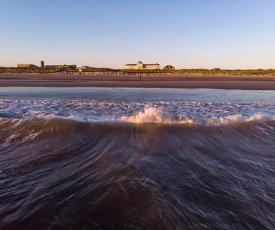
left=120, top=68, right=275, bottom=76
left=0, top=66, right=275, bottom=76
left=81, top=67, right=114, bottom=72
left=0, top=66, right=116, bottom=74
left=173, top=69, right=275, bottom=76
left=0, top=66, right=78, bottom=74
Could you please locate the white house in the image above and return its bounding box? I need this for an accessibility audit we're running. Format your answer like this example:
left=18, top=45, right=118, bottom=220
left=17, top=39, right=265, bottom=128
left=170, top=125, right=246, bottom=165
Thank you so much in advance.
left=124, top=61, right=160, bottom=70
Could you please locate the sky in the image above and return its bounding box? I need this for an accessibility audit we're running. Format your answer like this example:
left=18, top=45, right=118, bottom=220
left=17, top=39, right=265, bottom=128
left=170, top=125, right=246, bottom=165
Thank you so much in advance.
left=1, top=0, right=275, bottom=69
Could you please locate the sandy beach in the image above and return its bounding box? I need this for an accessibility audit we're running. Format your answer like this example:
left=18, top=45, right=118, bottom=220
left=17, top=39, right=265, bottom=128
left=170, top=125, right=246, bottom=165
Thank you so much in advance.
left=1, top=73, right=275, bottom=90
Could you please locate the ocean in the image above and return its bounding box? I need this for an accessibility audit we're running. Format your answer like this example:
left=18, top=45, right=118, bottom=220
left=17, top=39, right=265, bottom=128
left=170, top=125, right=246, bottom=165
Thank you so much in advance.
left=0, top=87, right=275, bottom=229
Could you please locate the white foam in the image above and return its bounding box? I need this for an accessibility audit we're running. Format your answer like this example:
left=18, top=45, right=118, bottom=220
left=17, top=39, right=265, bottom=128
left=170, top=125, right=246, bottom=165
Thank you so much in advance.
left=204, top=113, right=275, bottom=126
left=120, top=108, right=275, bottom=125
left=0, top=99, right=275, bottom=126
left=120, top=107, right=193, bottom=124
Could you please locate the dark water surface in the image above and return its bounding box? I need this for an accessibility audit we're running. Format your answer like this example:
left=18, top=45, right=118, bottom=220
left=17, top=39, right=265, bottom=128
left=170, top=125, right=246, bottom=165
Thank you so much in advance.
left=1, top=119, right=275, bottom=229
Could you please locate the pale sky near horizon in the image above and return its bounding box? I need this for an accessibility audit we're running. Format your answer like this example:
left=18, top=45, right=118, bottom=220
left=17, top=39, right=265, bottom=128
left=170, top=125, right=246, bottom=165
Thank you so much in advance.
left=1, top=0, right=275, bottom=69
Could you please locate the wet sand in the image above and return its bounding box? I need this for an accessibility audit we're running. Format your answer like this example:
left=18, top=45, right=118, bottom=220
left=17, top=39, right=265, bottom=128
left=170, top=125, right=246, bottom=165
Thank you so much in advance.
left=1, top=74, right=275, bottom=90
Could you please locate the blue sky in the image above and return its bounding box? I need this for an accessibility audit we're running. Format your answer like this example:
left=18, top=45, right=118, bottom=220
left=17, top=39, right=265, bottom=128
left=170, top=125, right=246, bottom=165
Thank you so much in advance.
left=1, top=0, right=275, bottom=69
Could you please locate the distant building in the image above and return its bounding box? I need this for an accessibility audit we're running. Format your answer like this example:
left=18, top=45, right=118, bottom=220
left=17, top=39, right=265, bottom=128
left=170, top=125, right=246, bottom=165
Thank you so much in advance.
left=124, top=61, right=160, bottom=70
left=17, top=64, right=37, bottom=68
left=163, top=65, right=175, bottom=70
left=40, top=60, right=44, bottom=67
left=213, top=68, right=221, bottom=71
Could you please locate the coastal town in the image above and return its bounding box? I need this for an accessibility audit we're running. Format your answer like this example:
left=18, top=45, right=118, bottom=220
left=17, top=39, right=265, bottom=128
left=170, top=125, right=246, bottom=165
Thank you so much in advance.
left=1, top=60, right=275, bottom=90
left=1, top=60, right=275, bottom=77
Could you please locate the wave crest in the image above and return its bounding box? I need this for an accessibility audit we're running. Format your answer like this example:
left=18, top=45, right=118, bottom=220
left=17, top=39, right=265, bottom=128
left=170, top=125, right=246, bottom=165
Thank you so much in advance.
left=120, top=107, right=194, bottom=124
left=120, top=107, right=275, bottom=125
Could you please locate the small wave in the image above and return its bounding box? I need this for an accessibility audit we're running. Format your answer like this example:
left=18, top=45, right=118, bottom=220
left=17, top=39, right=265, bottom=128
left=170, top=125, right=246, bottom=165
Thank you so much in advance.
left=120, top=107, right=275, bottom=125
left=204, top=113, right=275, bottom=126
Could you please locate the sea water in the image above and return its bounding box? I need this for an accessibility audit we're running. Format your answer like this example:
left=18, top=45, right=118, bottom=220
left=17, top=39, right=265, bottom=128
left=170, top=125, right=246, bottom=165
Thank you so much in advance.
left=0, top=87, right=275, bottom=229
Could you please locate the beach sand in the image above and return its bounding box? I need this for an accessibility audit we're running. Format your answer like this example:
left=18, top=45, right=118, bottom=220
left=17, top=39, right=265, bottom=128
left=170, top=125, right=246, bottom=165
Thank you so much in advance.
left=1, top=74, right=275, bottom=90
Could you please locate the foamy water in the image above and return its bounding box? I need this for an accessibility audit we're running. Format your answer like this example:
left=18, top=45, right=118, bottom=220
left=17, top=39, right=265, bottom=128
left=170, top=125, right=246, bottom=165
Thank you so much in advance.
left=1, top=99, right=275, bottom=125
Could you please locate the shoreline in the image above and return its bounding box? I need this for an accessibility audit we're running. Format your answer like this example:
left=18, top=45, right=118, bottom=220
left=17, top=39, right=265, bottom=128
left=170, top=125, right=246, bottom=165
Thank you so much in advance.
left=1, top=74, right=275, bottom=90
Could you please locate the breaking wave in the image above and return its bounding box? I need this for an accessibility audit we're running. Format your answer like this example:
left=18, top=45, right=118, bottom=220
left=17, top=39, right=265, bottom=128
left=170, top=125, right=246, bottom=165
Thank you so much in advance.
left=120, top=107, right=275, bottom=125
left=1, top=99, right=275, bottom=126
left=121, top=107, right=194, bottom=124
left=1, top=96, right=275, bottom=229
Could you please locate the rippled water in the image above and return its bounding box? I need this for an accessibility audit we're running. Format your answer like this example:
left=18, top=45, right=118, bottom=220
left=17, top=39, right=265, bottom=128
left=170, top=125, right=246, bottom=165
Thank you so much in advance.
left=1, top=88, right=275, bottom=229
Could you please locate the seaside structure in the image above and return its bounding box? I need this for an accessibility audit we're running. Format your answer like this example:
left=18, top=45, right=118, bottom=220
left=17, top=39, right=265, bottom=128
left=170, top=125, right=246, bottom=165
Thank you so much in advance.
left=124, top=61, right=160, bottom=70
left=17, top=64, right=37, bottom=68
left=163, top=65, right=175, bottom=70
left=40, top=60, right=44, bottom=67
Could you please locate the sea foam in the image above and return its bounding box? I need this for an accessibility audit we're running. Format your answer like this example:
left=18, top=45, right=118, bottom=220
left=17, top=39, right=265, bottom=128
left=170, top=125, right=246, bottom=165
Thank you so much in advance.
left=0, top=99, right=275, bottom=126
left=120, top=107, right=275, bottom=125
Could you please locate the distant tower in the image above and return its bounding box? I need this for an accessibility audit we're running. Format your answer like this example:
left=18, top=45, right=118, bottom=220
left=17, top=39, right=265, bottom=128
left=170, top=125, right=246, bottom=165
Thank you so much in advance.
left=40, top=60, right=44, bottom=67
